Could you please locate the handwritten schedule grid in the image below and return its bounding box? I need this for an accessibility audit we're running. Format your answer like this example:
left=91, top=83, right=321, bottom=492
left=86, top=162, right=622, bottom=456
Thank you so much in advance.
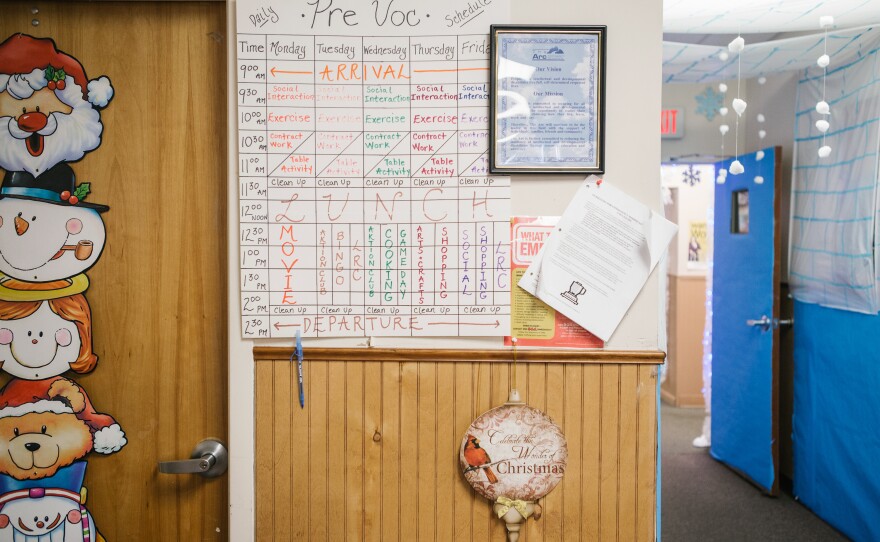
left=237, top=33, right=511, bottom=338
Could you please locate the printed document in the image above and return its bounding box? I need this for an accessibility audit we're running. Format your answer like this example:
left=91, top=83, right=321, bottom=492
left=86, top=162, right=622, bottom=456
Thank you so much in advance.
left=519, top=177, right=677, bottom=341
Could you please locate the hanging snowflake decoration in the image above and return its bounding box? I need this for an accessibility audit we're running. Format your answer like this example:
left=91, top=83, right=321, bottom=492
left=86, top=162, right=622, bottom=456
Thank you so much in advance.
left=695, top=87, right=724, bottom=121
left=682, top=164, right=701, bottom=186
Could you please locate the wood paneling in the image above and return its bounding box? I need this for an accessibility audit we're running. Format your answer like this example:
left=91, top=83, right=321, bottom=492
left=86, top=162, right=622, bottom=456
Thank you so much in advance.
left=0, top=3, right=228, bottom=539
left=255, top=352, right=659, bottom=541
left=662, top=275, right=707, bottom=407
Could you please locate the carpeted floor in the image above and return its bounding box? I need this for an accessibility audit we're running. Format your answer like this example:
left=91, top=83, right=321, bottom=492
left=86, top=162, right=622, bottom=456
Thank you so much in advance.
left=661, top=404, right=849, bottom=541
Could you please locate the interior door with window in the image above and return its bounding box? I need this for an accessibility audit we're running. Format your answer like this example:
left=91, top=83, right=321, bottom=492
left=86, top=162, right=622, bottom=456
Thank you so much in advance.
left=711, top=146, right=782, bottom=495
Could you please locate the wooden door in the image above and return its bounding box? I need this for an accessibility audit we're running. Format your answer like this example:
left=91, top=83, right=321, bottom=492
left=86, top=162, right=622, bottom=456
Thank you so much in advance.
left=711, top=146, right=782, bottom=495
left=0, top=2, right=229, bottom=539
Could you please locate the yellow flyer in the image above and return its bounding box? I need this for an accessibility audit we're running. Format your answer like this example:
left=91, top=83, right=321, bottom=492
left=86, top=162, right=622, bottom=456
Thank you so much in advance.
left=505, top=217, right=603, bottom=348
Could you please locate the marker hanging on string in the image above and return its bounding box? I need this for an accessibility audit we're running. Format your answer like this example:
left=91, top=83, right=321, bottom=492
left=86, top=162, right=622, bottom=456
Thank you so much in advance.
left=295, top=330, right=305, bottom=408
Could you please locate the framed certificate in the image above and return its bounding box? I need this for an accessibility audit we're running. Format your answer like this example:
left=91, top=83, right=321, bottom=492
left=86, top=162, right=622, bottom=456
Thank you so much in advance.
left=489, top=25, right=606, bottom=174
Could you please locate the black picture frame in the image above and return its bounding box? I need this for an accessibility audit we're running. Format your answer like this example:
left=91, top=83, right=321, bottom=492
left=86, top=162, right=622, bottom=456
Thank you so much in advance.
left=489, top=25, right=607, bottom=175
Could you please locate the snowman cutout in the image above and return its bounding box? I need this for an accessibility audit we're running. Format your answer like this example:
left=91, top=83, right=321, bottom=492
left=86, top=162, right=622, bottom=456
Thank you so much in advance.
left=0, top=166, right=107, bottom=284
left=0, top=461, right=96, bottom=542
left=0, top=491, right=91, bottom=542
left=0, top=34, right=113, bottom=178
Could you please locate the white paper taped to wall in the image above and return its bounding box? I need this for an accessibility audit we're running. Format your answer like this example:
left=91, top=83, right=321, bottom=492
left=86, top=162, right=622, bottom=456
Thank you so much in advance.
left=519, top=177, right=677, bottom=341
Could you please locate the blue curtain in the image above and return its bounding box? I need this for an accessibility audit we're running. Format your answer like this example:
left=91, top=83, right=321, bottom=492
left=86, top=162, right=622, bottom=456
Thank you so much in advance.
left=793, top=300, right=880, bottom=541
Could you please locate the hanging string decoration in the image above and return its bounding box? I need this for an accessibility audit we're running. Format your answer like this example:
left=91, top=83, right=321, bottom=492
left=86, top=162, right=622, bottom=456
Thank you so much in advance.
left=717, top=123, right=729, bottom=184
left=717, top=83, right=729, bottom=184
left=728, top=35, right=746, bottom=175
left=755, top=109, right=766, bottom=183
left=757, top=76, right=767, bottom=146
left=817, top=16, right=834, bottom=158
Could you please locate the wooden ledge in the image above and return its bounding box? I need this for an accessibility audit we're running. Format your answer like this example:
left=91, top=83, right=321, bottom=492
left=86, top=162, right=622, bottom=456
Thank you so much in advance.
left=253, top=347, right=666, bottom=364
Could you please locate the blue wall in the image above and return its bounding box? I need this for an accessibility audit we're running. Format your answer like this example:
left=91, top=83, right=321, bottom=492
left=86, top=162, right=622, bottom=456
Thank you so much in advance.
left=793, top=300, right=880, bottom=542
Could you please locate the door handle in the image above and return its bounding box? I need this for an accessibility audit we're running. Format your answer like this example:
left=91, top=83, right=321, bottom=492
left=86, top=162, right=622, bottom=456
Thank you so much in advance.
left=746, top=315, right=772, bottom=330
left=159, top=438, right=228, bottom=478
left=746, top=316, right=794, bottom=330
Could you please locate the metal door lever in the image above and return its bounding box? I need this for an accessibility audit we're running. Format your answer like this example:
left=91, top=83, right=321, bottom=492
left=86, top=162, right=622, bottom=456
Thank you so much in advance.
left=159, top=438, right=228, bottom=478
left=159, top=454, right=215, bottom=474
left=746, top=316, right=794, bottom=330
left=746, top=315, right=773, bottom=330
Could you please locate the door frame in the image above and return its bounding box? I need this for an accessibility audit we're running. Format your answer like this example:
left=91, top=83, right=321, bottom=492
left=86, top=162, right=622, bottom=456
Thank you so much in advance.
left=227, top=2, right=256, bottom=538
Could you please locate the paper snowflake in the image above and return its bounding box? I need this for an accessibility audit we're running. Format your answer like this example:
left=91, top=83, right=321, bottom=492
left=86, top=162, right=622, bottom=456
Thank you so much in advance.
left=682, top=164, right=701, bottom=186
left=695, top=87, right=723, bottom=121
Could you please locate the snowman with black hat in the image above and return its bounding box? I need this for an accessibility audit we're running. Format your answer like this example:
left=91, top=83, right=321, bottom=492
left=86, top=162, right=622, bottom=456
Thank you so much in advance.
left=0, top=165, right=107, bottom=284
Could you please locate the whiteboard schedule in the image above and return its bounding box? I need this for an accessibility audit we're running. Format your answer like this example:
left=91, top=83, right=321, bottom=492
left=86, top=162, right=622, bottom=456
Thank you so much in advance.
left=236, top=0, right=512, bottom=338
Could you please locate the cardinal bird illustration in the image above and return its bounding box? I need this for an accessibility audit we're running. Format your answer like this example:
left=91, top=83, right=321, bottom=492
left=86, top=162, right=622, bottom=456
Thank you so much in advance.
left=464, top=434, right=499, bottom=484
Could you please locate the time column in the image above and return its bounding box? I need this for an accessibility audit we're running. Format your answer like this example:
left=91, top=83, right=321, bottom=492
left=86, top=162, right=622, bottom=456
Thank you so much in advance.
left=238, top=34, right=270, bottom=338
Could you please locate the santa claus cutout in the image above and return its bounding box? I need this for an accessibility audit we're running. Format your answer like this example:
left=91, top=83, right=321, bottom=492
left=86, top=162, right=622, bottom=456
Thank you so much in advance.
left=0, top=34, right=113, bottom=177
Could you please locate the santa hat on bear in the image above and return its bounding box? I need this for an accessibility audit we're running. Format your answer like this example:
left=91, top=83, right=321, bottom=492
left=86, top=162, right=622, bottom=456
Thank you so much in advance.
left=0, top=377, right=126, bottom=455
left=0, top=34, right=113, bottom=108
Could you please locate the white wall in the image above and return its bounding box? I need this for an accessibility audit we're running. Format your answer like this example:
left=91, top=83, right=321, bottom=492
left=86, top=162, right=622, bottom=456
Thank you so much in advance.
left=227, top=0, right=663, bottom=538
left=511, top=0, right=664, bottom=350
left=662, top=75, right=798, bottom=279
left=662, top=164, right=715, bottom=277
left=662, top=80, right=744, bottom=162
left=744, top=73, right=797, bottom=280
